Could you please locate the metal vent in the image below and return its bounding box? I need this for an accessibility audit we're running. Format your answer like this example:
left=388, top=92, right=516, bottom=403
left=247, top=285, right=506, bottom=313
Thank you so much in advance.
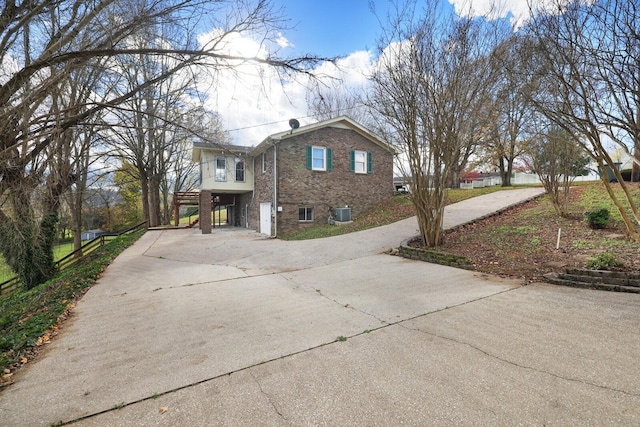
left=334, top=207, right=351, bottom=222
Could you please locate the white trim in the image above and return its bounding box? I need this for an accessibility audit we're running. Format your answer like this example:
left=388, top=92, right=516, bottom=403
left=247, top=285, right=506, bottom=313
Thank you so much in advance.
left=311, top=146, right=326, bottom=171
left=354, top=150, right=367, bottom=174
left=252, top=116, right=395, bottom=156
left=215, top=156, right=227, bottom=182
left=298, top=207, right=314, bottom=222
left=234, top=157, right=245, bottom=182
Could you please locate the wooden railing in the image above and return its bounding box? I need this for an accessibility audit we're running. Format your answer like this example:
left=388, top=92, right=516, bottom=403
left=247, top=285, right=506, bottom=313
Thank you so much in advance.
left=0, top=276, right=20, bottom=297
left=0, top=221, right=147, bottom=297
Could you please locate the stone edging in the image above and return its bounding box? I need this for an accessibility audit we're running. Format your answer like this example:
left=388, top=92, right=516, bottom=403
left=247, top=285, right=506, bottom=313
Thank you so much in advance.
left=398, top=237, right=475, bottom=270
left=543, top=269, right=640, bottom=294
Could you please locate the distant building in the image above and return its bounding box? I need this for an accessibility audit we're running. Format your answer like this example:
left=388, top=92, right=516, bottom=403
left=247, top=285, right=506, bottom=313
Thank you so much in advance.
left=81, top=229, right=105, bottom=241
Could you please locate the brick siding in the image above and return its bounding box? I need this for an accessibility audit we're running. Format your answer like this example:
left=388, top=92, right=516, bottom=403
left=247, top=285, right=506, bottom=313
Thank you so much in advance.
left=253, top=127, right=394, bottom=235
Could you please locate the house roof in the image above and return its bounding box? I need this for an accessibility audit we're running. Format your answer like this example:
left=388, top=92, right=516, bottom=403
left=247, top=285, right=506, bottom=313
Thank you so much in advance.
left=251, top=115, right=395, bottom=156
left=192, top=142, right=252, bottom=162
left=192, top=116, right=395, bottom=161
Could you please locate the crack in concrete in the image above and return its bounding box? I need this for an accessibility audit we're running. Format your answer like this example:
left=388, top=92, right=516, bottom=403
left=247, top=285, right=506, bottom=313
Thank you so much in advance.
left=400, top=323, right=640, bottom=398
left=249, top=370, right=288, bottom=422
left=50, top=286, right=538, bottom=425
left=281, top=274, right=389, bottom=326
left=140, top=230, right=164, bottom=256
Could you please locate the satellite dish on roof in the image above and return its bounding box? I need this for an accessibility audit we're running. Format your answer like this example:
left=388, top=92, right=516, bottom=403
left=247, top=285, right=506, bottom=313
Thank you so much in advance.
left=289, top=118, right=300, bottom=130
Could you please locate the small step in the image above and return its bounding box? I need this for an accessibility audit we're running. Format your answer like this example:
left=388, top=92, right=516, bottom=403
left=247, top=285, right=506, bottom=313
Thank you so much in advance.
left=561, top=273, right=640, bottom=288
left=566, top=268, right=640, bottom=282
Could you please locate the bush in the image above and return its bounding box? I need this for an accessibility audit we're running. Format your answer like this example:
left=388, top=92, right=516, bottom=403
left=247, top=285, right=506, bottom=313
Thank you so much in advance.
left=584, top=208, right=610, bottom=229
left=585, top=251, right=624, bottom=270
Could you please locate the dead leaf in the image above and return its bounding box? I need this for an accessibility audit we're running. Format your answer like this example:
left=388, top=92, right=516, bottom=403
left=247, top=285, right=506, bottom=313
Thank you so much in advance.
left=159, top=407, right=169, bottom=414
left=19, top=357, right=27, bottom=365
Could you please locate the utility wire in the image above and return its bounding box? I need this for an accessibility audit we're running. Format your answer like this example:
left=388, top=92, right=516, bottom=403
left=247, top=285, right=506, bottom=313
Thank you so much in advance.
left=225, top=105, right=364, bottom=133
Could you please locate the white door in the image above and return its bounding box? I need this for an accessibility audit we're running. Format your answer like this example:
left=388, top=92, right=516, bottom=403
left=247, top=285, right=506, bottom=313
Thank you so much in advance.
left=260, top=202, right=271, bottom=235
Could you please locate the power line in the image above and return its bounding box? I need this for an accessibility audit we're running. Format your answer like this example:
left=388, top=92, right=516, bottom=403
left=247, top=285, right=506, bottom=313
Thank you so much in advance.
left=225, top=105, right=365, bottom=133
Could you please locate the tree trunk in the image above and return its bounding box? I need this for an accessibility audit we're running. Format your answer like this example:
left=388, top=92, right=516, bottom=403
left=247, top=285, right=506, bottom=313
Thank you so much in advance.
left=633, top=151, right=640, bottom=182
left=69, top=197, right=84, bottom=257
left=148, top=175, right=161, bottom=227
left=140, top=174, right=150, bottom=227
left=504, top=156, right=513, bottom=186
left=499, top=157, right=510, bottom=187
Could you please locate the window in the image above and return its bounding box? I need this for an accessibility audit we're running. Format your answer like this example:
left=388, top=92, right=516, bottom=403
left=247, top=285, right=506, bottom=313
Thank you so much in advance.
left=235, top=158, right=245, bottom=182
left=299, top=207, right=314, bottom=222
left=312, top=147, right=325, bottom=170
left=350, top=150, right=373, bottom=174
left=215, top=157, right=227, bottom=181
left=354, top=151, right=366, bottom=174
left=262, top=152, right=266, bottom=173
left=306, top=146, right=333, bottom=171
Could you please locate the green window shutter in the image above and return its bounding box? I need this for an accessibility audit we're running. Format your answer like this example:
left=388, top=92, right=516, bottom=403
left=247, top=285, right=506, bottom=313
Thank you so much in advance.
left=327, top=148, right=333, bottom=171
left=349, top=150, right=355, bottom=172
left=367, top=152, right=373, bottom=174
left=306, top=146, right=312, bottom=170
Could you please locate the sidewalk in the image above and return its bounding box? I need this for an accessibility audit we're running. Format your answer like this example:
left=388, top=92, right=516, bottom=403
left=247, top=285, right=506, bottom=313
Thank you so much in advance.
left=2, top=187, right=639, bottom=426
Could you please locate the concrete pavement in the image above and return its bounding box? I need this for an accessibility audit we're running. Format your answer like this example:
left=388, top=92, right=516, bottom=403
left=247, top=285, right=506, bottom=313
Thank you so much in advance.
left=2, top=187, right=640, bottom=426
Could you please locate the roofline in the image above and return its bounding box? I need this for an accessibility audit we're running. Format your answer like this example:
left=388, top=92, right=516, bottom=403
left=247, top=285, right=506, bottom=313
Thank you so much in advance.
left=193, top=116, right=397, bottom=160
left=192, top=142, right=253, bottom=162
left=251, top=116, right=396, bottom=156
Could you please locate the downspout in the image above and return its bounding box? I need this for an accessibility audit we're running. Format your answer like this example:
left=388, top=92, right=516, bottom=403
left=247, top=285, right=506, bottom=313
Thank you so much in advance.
left=272, top=138, right=278, bottom=237
left=249, top=153, right=254, bottom=229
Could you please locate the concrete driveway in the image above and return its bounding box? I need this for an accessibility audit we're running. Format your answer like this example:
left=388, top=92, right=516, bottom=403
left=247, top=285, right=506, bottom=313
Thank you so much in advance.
left=1, top=188, right=640, bottom=426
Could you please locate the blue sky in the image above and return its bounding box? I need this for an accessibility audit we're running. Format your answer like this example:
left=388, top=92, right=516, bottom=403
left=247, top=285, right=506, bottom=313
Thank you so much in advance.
left=272, top=0, right=529, bottom=57
left=203, top=0, right=534, bottom=145
left=274, top=0, right=388, bottom=57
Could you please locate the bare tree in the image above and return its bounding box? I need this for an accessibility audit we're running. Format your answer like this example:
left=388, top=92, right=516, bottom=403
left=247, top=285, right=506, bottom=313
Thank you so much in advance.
left=306, top=79, right=373, bottom=126
left=526, top=0, right=640, bottom=240
left=0, top=0, right=330, bottom=288
left=368, top=0, right=504, bottom=247
left=524, top=124, right=590, bottom=216
left=480, top=35, right=536, bottom=186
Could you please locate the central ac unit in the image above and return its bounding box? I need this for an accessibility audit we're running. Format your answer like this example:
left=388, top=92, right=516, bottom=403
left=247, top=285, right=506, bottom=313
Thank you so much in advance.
left=334, top=207, right=351, bottom=222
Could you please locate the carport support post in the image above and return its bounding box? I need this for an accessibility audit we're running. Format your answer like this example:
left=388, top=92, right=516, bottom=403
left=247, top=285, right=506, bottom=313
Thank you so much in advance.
left=200, top=190, right=212, bottom=234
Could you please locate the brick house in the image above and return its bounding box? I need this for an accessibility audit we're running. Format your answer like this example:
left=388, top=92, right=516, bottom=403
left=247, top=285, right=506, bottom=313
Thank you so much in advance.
left=192, top=116, right=395, bottom=236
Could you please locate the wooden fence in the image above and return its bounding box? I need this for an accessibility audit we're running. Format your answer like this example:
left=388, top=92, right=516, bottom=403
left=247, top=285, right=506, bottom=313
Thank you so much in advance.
left=0, top=221, right=147, bottom=298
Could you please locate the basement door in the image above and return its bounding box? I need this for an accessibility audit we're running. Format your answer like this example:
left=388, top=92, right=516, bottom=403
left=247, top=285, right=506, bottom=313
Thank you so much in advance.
left=260, top=202, right=271, bottom=236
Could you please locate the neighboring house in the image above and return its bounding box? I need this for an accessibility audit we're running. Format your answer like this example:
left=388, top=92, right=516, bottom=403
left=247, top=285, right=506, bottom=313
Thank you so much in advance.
left=192, top=116, right=395, bottom=236
left=81, top=229, right=105, bottom=241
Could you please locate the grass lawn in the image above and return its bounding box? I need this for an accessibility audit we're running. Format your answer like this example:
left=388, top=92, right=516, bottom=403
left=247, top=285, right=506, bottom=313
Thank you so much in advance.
left=174, top=208, right=227, bottom=226
left=280, top=185, right=509, bottom=240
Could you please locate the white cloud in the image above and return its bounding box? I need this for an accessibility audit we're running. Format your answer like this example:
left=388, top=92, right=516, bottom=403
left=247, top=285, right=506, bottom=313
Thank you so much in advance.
left=197, top=28, right=268, bottom=59
left=0, top=53, right=20, bottom=85
left=275, top=32, right=293, bottom=49
left=197, top=30, right=375, bottom=146
left=448, top=0, right=542, bottom=28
